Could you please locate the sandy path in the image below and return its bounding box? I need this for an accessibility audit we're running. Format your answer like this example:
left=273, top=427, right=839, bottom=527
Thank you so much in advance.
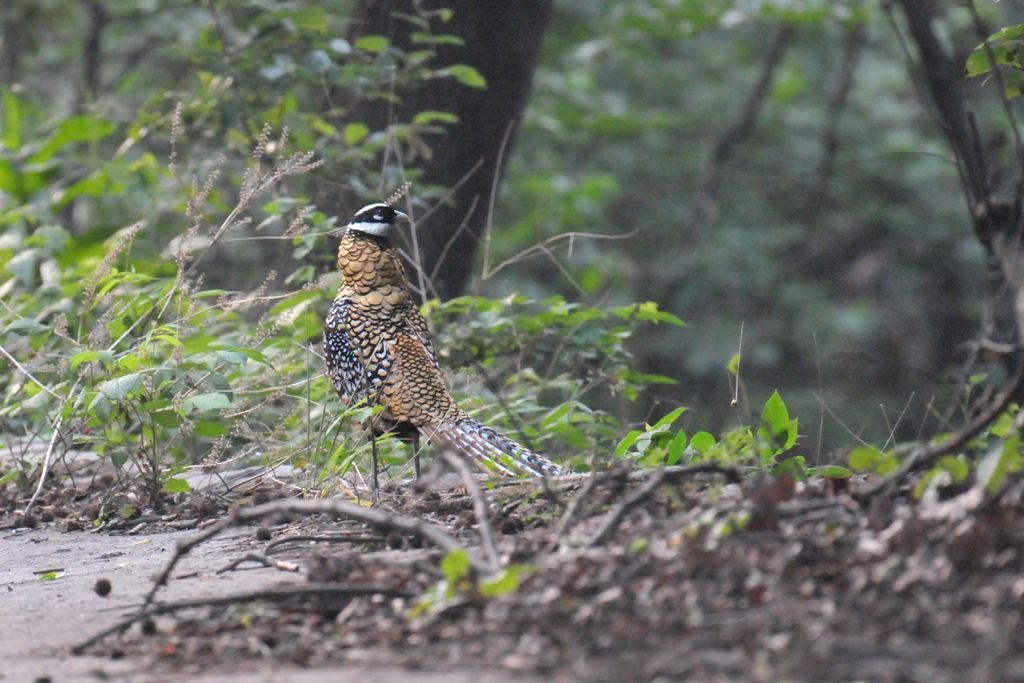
left=1, top=525, right=264, bottom=681
left=0, top=526, right=522, bottom=683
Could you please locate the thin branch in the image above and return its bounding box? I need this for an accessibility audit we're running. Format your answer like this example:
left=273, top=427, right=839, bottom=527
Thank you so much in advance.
left=144, top=497, right=481, bottom=607
left=480, top=229, right=635, bottom=282
left=429, top=194, right=480, bottom=286
left=857, top=355, right=1024, bottom=502
left=880, top=391, right=916, bottom=452
left=692, top=25, right=794, bottom=228
left=72, top=583, right=411, bottom=655
left=0, top=343, right=66, bottom=399
left=547, top=471, right=604, bottom=552
left=480, top=119, right=516, bottom=280
left=24, top=377, right=80, bottom=512
left=265, top=532, right=382, bottom=555
left=24, top=413, right=64, bottom=513
left=78, top=0, right=108, bottom=108
left=216, top=553, right=301, bottom=574
left=812, top=391, right=873, bottom=448
left=893, top=1, right=987, bottom=218
left=587, top=464, right=740, bottom=547
left=965, top=0, right=1024, bottom=178
left=441, top=450, right=500, bottom=573
left=812, top=23, right=865, bottom=200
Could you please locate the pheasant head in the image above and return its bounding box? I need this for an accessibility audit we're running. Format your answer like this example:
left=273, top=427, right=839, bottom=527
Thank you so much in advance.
left=345, top=203, right=410, bottom=238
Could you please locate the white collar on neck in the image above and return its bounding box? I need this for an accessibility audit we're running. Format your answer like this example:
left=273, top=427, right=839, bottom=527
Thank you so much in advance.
left=348, top=221, right=390, bottom=236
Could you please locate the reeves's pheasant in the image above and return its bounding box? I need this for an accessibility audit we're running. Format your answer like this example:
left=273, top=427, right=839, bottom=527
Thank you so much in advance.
left=323, top=202, right=562, bottom=487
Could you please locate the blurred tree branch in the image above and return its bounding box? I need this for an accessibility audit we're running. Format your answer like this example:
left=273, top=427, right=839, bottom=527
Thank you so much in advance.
left=691, top=25, right=794, bottom=231
left=812, top=24, right=866, bottom=203
left=79, top=0, right=108, bottom=108
left=858, top=0, right=1024, bottom=492
left=897, top=0, right=1024, bottom=342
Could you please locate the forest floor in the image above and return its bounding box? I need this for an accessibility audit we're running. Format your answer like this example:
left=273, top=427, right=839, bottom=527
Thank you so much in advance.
left=2, top=461, right=1024, bottom=682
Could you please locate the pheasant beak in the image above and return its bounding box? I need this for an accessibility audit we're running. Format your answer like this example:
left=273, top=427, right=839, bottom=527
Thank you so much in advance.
left=394, top=210, right=410, bottom=223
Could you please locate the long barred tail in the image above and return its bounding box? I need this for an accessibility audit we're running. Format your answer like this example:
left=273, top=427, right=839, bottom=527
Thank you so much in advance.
left=428, top=417, right=562, bottom=478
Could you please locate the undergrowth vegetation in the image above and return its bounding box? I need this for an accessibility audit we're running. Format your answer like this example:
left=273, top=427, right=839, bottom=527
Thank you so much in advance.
left=0, top=101, right=722, bottom=515
left=2, top=3, right=1024, bottom=527
left=2, top=112, right=1022, bottom=516
left=0, top=105, right=847, bottom=518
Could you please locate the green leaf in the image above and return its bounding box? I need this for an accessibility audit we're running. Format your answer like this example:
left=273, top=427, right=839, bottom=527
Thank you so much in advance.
left=413, top=111, right=459, bottom=126
left=153, top=334, right=183, bottom=347
left=0, top=158, right=20, bottom=197
left=635, top=301, right=686, bottom=326
left=978, top=435, right=1022, bottom=493
left=182, top=392, right=231, bottom=414
left=411, top=32, right=465, bottom=46
left=354, top=35, right=390, bottom=53
left=59, top=170, right=122, bottom=206
left=614, top=429, right=642, bottom=456
left=34, top=115, right=116, bottom=162
left=966, top=48, right=994, bottom=78
left=690, top=431, right=715, bottom=453
left=38, top=571, right=62, bottom=581
left=7, top=317, right=48, bottom=334
left=343, top=122, right=369, bottom=145
left=990, top=405, right=1018, bottom=437
left=2, top=89, right=22, bottom=149
left=540, top=402, right=571, bottom=429
left=623, top=371, right=678, bottom=386
left=807, top=465, right=853, bottom=478
left=652, top=406, right=687, bottom=431
left=222, top=346, right=272, bottom=366
left=440, top=548, right=470, bottom=583
left=4, top=249, right=38, bottom=283
left=87, top=393, right=112, bottom=421
left=98, top=373, right=143, bottom=401
left=162, top=477, right=191, bottom=494
left=443, top=64, right=487, bottom=88
left=848, top=446, right=898, bottom=475
left=761, top=390, right=789, bottom=432
left=772, top=455, right=806, bottom=479
left=70, top=350, right=100, bottom=369
left=759, top=390, right=798, bottom=454
left=666, top=430, right=688, bottom=465
left=848, top=446, right=881, bottom=472
left=215, top=350, right=249, bottom=365
left=194, top=420, right=230, bottom=438
left=479, top=567, right=523, bottom=597
left=936, top=455, right=969, bottom=483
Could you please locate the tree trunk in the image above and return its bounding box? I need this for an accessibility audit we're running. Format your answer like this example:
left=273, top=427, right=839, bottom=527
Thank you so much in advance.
left=337, top=0, right=553, bottom=300
left=897, top=0, right=1024, bottom=385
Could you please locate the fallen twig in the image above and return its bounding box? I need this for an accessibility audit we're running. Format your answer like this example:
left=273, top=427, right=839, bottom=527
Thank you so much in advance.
left=441, top=450, right=501, bottom=573
left=547, top=472, right=606, bottom=553
left=144, top=497, right=482, bottom=608
left=265, top=532, right=382, bottom=555
left=216, top=552, right=301, bottom=574
left=72, top=583, right=409, bottom=655
left=856, top=356, right=1024, bottom=503
left=587, top=464, right=741, bottom=547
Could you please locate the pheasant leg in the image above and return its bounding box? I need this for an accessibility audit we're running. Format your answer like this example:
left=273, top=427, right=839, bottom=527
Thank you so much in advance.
left=412, top=432, right=421, bottom=480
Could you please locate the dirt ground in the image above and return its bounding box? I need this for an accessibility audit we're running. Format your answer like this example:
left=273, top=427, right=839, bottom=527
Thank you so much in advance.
left=0, top=522, right=533, bottom=683
left=3, top=465, right=1024, bottom=682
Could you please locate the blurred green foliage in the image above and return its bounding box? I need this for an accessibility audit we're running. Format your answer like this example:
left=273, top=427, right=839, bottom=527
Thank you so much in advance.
left=494, top=0, right=1021, bottom=457
left=2, top=0, right=1024, bottom=510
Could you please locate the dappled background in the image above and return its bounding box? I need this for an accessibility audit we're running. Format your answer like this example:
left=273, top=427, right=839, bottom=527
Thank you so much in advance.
left=1, top=0, right=1022, bottom=475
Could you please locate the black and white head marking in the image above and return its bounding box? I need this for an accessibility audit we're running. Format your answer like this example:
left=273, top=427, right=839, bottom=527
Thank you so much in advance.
left=347, top=203, right=409, bottom=236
